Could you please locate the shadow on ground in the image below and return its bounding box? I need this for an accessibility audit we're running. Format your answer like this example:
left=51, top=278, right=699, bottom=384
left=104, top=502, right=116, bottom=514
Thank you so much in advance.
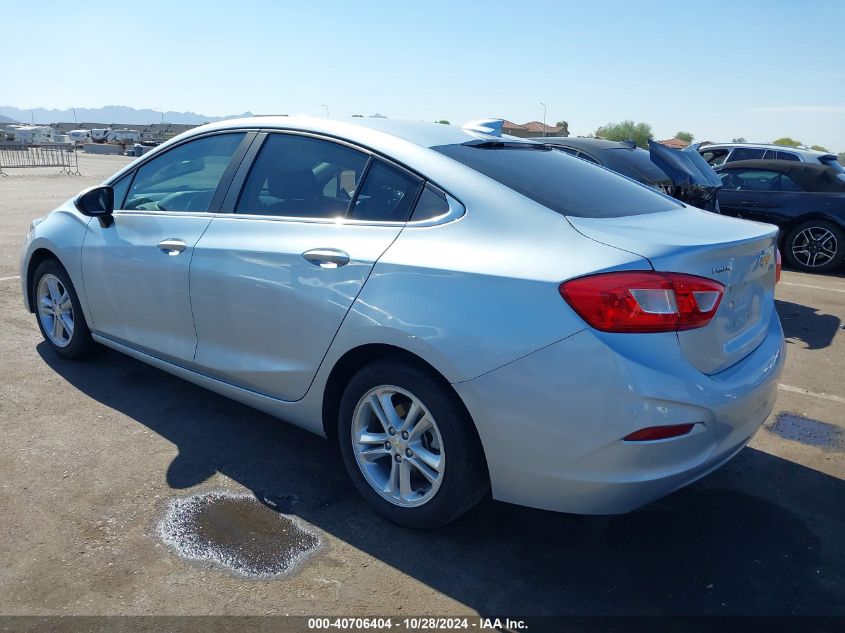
left=38, top=345, right=845, bottom=616
left=775, top=299, right=842, bottom=350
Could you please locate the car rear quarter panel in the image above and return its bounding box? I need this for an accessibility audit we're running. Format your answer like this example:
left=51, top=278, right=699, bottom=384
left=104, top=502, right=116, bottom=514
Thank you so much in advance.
left=323, top=182, right=652, bottom=386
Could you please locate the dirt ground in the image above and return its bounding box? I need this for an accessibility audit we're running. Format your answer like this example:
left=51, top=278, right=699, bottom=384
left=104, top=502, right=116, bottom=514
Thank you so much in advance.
left=0, top=154, right=843, bottom=617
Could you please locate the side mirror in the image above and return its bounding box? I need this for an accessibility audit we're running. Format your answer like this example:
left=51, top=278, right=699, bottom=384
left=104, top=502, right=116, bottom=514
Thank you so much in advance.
left=75, top=185, right=115, bottom=227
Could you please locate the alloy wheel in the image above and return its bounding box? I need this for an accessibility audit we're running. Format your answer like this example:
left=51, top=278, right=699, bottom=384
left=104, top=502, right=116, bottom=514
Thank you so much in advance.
left=791, top=226, right=838, bottom=269
left=351, top=385, right=445, bottom=507
left=37, top=273, right=74, bottom=347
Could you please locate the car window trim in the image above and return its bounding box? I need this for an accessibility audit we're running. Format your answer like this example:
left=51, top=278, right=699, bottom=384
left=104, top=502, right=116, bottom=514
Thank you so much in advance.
left=220, top=129, right=461, bottom=226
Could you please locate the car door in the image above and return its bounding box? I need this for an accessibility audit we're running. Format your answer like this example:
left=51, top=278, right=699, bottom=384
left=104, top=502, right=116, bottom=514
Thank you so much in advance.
left=81, top=132, right=251, bottom=364
left=717, top=168, right=779, bottom=222
left=190, top=132, right=424, bottom=401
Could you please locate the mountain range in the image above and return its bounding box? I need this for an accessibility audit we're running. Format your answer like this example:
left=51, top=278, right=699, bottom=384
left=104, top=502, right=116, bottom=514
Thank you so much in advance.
left=0, top=106, right=253, bottom=125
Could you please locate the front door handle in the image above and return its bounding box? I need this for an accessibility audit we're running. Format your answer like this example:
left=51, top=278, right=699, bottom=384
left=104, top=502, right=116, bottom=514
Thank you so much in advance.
left=302, top=248, right=350, bottom=268
left=158, top=238, right=187, bottom=256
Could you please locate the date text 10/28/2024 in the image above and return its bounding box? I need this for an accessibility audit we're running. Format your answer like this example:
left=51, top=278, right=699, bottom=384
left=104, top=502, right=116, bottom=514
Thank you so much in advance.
left=307, top=617, right=528, bottom=630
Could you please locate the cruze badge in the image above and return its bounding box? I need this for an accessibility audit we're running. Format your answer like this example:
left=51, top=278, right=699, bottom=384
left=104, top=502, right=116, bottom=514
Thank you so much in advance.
left=712, top=264, right=732, bottom=274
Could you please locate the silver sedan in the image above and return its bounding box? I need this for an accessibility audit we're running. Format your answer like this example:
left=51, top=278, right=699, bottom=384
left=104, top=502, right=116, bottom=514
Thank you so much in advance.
left=20, top=117, right=785, bottom=528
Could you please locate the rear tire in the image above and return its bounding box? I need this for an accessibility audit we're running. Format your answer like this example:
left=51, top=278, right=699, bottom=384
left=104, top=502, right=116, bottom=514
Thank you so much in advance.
left=338, top=359, right=489, bottom=529
left=784, top=220, right=845, bottom=273
left=32, top=259, right=97, bottom=359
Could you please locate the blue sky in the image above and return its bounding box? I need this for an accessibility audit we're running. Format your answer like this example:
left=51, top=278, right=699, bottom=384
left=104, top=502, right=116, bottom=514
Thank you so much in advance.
left=3, top=0, right=844, bottom=150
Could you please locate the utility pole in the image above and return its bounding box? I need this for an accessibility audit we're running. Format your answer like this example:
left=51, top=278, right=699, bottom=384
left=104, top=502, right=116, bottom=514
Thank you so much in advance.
left=540, top=102, right=547, bottom=137
left=322, top=104, right=330, bottom=117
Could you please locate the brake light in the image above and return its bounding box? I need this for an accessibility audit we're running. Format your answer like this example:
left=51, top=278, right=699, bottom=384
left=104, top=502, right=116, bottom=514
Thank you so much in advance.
left=775, top=248, right=782, bottom=283
left=559, top=271, right=724, bottom=333
left=623, top=424, right=695, bottom=441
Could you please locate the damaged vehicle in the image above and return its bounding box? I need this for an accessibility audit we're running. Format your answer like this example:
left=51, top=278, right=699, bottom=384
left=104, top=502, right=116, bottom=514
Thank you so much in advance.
left=540, top=137, right=722, bottom=211
left=715, top=159, right=845, bottom=272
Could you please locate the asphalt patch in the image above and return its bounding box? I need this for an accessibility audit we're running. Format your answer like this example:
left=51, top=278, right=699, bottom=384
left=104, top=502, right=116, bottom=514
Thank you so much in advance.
left=158, top=491, right=321, bottom=578
left=766, top=412, right=844, bottom=450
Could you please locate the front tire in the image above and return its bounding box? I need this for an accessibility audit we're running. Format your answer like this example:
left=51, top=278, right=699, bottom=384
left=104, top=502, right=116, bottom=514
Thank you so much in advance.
left=784, top=220, right=845, bottom=273
left=338, top=359, right=488, bottom=529
left=32, top=259, right=97, bottom=359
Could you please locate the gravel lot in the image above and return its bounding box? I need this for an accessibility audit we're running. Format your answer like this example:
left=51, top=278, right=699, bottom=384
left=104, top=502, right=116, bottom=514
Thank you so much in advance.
left=1, top=153, right=843, bottom=616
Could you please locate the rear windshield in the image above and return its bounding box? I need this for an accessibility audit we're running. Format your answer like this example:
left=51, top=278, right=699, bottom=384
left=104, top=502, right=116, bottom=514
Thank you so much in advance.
left=819, top=156, right=844, bottom=173
left=432, top=141, right=680, bottom=218
left=601, top=148, right=671, bottom=186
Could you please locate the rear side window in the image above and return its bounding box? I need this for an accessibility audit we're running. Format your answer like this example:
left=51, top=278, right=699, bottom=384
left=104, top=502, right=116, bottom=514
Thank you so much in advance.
left=777, top=151, right=800, bottom=161
left=411, top=184, right=450, bottom=221
left=432, top=142, right=679, bottom=218
left=236, top=134, right=369, bottom=218
left=347, top=160, right=422, bottom=222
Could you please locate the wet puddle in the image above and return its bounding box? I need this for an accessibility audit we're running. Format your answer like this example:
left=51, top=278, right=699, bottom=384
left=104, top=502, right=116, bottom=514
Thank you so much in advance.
left=158, top=492, right=321, bottom=578
left=766, top=412, right=843, bottom=450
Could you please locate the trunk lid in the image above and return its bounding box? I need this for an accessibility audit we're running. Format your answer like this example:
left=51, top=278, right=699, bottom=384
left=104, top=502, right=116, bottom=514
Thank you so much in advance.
left=567, top=207, right=778, bottom=374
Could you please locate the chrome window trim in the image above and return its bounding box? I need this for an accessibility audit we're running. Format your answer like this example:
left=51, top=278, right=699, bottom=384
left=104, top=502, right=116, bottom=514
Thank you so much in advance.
left=102, top=126, right=467, bottom=227
left=199, top=190, right=465, bottom=229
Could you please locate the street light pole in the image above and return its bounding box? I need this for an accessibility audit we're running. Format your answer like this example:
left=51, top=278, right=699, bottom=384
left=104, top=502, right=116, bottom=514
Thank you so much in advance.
left=322, top=104, right=330, bottom=117
left=540, top=102, right=547, bottom=137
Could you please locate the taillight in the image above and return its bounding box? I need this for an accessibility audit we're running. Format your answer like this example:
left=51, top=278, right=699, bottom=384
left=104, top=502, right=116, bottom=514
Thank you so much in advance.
left=559, top=271, right=724, bottom=333
left=775, top=248, right=782, bottom=283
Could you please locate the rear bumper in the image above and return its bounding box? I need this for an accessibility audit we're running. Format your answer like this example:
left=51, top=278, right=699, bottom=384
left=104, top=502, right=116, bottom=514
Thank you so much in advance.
left=454, top=311, right=785, bottom=514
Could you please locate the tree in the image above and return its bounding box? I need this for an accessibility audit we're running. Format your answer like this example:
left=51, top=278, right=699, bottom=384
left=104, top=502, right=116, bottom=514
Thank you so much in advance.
left=594, top=120, right=653, bottom=149
left=555, top=120, right=570, bottom=137
left=731, top=137, right=747, bottom=143
left=772, top=137, right=802, bottom=148
left=436, top=120, right=450, bottom=125
left=810, top=144, right=829, bottom=152
left=675, top=131, right=694, bottom=143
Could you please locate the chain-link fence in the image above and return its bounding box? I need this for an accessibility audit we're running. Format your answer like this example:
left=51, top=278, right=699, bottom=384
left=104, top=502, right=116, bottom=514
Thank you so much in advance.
left=0, top=143, right=80, bottom=175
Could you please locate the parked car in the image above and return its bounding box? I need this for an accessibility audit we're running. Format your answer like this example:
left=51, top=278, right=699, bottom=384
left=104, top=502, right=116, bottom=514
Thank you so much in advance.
left=540, top=137, right=722, bottom=211
left=20, top=117, right=785, bottom=528
left=698, top=142, right=844, bottom=172
left=715, top=159, right=845, bottom=272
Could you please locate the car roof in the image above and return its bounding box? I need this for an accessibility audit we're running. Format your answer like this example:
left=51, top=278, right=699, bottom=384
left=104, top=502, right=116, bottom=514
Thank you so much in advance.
left=715, top=159, right=845, bottom=192
left=176, top=115, right=516, bottom=151
left=700, top=142, right=830, bottom=158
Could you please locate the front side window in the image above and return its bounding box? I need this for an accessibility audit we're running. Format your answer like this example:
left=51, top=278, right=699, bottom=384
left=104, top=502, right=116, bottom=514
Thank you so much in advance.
left=124, top=133, right=245, bottom=212
left=433, top=141, right=680, bottom=218
left=111, top=172, right=132, bottom=209
left=236, top=134, right=369, bottom=218
left=700, top=148, right=729, bottom=166
left=727, top=147, right=765, bottom=162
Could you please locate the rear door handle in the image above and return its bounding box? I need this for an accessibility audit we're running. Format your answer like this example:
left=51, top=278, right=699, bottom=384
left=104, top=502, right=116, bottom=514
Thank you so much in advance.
left=302, top=248, right=350, bottom=268
left=157, top=238, right=187, bottom=256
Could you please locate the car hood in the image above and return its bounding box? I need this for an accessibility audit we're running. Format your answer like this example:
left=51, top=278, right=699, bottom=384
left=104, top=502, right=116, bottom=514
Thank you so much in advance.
left=647, top=140, right=722, bottom=211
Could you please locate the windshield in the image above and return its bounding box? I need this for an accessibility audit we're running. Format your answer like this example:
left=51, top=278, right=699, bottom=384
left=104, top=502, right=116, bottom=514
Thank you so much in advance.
left=432, top=141, right=681, bottom=218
